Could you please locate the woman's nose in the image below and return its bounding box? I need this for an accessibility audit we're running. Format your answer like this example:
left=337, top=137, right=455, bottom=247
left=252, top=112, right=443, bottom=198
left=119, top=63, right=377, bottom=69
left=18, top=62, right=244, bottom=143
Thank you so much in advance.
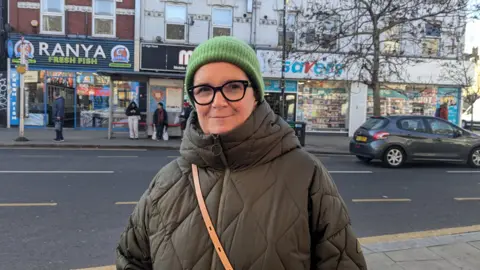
left=211, top=90, right=228, bottom=107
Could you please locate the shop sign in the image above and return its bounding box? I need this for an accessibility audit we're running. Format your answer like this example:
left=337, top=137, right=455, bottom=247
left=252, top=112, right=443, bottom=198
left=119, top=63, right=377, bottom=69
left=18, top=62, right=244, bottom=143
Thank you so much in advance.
left=7, top=34, right=134, bottom=71
left=257, top=50, right=345, bottom=80
left=140, top=43, right=196, bottom=72
left=264, top=79, right=297, bottom=93
left=10, top=70, right=19, bottom=125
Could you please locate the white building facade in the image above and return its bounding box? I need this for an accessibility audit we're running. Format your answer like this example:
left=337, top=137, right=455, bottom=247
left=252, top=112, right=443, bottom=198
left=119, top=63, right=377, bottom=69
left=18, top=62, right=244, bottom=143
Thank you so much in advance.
left=135, top=0, right=472, bottom=136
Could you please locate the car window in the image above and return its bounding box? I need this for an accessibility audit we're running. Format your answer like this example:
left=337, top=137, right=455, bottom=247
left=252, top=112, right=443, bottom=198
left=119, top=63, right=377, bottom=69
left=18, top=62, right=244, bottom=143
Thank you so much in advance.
left=427, top=119, right=454, bottom=136
left=361, top=118, right=389, bottom=130
left=398, top=118, right=427, bottom=133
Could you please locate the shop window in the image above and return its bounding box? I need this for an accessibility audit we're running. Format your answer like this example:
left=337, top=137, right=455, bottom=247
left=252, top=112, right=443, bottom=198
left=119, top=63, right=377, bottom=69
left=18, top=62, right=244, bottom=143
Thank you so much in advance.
left=93, top=0, right=116, bottom=37
left=40, top=0, right=65, bottom=34
left=278, top=12, right=296, bottom=47
left=297, top=81, right=348, bottom=131
left=24, top=71, right=46, bottom=126
left=212, top=7, right=233, bottom=37
left=165, top=4, right=187, bottom=42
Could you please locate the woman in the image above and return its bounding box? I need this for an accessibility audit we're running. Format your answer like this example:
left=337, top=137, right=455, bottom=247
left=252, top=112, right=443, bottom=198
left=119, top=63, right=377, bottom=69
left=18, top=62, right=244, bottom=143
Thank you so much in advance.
left=116, top=36, right=367, bottom=270
left=125, top=101, right=140, bottom=140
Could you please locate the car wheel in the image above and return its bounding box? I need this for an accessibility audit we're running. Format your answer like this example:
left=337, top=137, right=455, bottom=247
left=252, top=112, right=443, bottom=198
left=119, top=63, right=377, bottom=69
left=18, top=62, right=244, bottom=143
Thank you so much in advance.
left=468, top=147, right=480, bottom=168
left=356, top=155, right=372, bottom=163
left=382, top=146, right=405, bottom=168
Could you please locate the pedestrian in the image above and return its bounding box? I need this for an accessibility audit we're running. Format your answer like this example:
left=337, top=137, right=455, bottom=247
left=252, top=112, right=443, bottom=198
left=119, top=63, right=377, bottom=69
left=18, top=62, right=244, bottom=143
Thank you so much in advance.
left=53, top=90, right=65, bottom=142
left=125, top=101, right=140, bottom=140
left=153, top=102, right=168, bottom=141
left=179, top=100, right=193, bottom=136
left=440, top=102, right=449, bottom=121
left=116, top=36, right=367, bottom=270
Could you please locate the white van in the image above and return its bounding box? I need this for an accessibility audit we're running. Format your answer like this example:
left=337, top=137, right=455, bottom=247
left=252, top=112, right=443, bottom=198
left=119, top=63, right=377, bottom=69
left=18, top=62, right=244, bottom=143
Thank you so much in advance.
left=461, top=98, right=480, bottom=128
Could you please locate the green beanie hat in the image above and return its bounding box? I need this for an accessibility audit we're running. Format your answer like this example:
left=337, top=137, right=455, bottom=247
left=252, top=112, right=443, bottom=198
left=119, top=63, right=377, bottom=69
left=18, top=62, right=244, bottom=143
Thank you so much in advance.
left=184, top=36, right=265, bottom=104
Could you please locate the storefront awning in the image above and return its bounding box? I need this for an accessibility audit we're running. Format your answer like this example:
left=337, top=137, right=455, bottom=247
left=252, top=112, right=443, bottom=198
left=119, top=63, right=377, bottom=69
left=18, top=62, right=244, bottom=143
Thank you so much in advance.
left=96, top=70, right=185, bottom=81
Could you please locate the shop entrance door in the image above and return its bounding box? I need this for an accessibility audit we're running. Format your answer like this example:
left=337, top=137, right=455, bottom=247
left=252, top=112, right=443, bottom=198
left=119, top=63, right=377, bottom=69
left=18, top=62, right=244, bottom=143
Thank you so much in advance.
left=45, top=74, right=76, bottom=128
left=264, top=92, right=297, bottom=121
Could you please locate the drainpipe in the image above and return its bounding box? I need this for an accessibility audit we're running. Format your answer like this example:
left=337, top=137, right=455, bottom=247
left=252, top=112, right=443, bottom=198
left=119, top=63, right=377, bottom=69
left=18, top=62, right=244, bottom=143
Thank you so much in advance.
left=133, top=0, right=142, bottom=71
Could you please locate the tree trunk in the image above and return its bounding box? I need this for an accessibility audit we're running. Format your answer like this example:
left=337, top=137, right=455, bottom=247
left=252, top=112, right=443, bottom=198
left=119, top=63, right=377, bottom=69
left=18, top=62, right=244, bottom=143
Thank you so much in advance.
left=472, top=102, right=475, bottom=131
left=372, top=31, right=381, bottom=116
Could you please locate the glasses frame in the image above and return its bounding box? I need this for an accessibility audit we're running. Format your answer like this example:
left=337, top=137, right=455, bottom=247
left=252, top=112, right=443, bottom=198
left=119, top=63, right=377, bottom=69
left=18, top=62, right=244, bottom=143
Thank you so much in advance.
left=187, top=80, right=251, bottom=105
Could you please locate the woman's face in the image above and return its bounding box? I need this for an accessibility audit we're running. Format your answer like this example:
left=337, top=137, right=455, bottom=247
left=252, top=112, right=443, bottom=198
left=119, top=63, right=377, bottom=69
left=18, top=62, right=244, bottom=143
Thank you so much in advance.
left=193, top=62, right=257, bottom=135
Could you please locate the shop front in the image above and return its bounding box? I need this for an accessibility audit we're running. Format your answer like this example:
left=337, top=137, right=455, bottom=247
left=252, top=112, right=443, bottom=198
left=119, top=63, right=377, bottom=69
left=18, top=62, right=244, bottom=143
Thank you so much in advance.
left=257, top=49, right=350, bottom=133
left=263, top=79, right=297, bottom=121
left=367, top=84, right=462, bottom=125
left=140, top=42, right=195, bottom=136
left=7, top=34, right=138, bottom=129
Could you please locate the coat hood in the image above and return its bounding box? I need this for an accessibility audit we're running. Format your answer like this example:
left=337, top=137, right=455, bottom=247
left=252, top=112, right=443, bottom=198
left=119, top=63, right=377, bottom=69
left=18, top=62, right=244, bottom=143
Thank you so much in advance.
left=180, top=101, right=300, bottom=170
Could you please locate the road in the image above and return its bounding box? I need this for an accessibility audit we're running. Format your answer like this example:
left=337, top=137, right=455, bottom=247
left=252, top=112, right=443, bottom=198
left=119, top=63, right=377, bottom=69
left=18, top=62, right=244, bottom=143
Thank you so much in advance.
left=0, top=148, right=479, bottom=270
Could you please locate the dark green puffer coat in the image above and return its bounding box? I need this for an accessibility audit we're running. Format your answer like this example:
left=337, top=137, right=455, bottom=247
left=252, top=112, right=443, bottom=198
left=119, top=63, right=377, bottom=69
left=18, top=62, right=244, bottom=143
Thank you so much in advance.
left=116, top=101, right=367, bottom=270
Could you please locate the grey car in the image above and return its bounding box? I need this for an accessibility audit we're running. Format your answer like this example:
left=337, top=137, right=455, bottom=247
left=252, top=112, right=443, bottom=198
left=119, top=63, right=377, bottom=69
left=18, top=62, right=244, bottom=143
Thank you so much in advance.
left=349, top=115, right=480, bottom=168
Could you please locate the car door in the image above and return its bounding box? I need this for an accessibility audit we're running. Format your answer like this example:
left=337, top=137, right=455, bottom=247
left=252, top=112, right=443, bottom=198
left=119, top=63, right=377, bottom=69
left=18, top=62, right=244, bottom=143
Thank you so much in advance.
left=424, top=118, right=467, bottom=160
left=396, top=118, right=433, bottom=159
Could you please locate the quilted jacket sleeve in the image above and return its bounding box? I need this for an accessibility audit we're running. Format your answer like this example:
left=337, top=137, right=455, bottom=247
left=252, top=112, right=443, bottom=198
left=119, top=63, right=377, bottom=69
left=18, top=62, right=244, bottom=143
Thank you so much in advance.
left=309, top=160, right=367, bottom=270
left=116, top=189, right=153, bottom=270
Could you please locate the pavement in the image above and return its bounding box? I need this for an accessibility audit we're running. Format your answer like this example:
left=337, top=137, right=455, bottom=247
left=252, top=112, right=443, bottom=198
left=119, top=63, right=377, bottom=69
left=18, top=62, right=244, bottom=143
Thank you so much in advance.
left=0, top=128, right=351, bottom=154
left=1, top=148, right=480, bottom=269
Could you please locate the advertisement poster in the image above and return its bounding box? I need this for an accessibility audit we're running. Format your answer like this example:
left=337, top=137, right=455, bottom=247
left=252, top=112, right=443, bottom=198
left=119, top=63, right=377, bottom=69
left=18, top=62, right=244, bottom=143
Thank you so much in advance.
left=166, top=87, right=182, bottom=112
left=150, top=85, right=166, bottom=112
left=437, top=87, right=460, bottom=125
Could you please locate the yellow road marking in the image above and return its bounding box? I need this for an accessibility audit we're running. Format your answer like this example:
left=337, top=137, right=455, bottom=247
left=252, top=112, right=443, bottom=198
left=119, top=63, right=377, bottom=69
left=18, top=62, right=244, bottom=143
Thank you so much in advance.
left=115, top=201, right=137, bottom=205
left=454, top=197, right=480, bottom=201
left=72, top=266, right=115, bottom=270
left=0, top=203, right=57, bottom=207
left=352, top=198, right=411, bottom=203
left=359, top=224, right=480, bottom=244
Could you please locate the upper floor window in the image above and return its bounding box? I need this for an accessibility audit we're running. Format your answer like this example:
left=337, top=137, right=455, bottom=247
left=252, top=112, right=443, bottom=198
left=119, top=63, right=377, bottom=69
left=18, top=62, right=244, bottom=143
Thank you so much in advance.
left=93, top=0, right=116, bottom=37
left=41, top=0, right=65, bottom=34
left=278, top=12, right=296, bottom=47
left=422, top=22, right=441, bottom=57
left=212, top=7, right=233, bottom=37
left=165, top=4, right=187, bottom=42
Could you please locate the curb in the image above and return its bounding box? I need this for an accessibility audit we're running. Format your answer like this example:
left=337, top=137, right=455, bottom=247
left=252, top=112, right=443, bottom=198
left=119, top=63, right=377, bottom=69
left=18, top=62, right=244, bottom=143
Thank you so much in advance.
left=0, top=142, right=352, bottom=155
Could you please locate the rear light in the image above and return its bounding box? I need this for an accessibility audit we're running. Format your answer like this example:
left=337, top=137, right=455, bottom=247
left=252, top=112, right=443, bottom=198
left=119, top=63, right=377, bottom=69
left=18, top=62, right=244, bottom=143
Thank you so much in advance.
left=373, top=131, right=390, bottom=140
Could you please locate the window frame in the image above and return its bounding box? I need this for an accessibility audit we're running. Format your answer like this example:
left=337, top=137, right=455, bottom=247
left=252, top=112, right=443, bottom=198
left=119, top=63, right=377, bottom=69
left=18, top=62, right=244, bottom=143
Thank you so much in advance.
left=211, top=7, right=233, bottom=37
left=40, top=0, right=65, bottom=35
left=92, top=0, right=116, bottom=38
left=164, top=3, right=187, bottom=43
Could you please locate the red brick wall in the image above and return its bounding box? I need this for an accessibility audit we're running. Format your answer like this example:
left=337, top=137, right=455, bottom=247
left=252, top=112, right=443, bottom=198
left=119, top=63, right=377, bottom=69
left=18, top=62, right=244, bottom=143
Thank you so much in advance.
left=9, top=0, right=134, bottom=38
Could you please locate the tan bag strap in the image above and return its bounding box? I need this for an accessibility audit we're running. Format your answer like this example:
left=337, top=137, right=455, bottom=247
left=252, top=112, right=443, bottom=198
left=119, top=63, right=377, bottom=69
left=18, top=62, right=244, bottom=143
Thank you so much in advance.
left=192, top=164, right=234, bottom=270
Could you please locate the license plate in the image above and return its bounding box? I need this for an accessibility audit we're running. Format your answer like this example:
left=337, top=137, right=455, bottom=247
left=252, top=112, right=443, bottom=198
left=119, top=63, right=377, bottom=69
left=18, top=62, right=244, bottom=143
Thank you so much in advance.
left=356, top=136, right=367, bottom=142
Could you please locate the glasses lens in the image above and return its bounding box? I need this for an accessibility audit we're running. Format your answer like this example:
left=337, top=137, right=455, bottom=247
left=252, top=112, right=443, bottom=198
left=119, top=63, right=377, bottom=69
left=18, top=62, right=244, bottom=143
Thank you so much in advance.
left=223, top=81, right=246, bottom=101
left=193, top=86, right=214, bottom=104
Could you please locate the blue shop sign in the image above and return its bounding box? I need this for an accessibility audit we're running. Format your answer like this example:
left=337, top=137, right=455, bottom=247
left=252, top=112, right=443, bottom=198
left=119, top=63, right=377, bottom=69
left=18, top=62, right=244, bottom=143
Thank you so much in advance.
left=264, top=79, right=297, bottom=93
left=7, top=34, right=134, bottom=71
left=10, top=70, right=19, bottom=125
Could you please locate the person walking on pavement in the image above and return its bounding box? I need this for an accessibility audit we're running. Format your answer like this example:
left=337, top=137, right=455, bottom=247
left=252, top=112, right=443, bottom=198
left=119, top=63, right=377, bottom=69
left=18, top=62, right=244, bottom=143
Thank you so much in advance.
left=153, top=102, right=168, bottom=141
left=126, top=101, right=140, bottom=140
left=439, top=102, right=449, bottom=121
left=116, top=36, right=367, bottom=270
left=53, top=90, right=65, bottom=142
left=180, top=100, right=193, bottom=137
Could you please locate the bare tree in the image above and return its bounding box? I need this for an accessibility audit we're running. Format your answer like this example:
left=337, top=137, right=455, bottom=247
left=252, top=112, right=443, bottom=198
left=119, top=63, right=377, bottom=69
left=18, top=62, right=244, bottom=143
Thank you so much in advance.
left=290, top=0, right=474, bottom=116
left=441, top=47, right=479, bottom=129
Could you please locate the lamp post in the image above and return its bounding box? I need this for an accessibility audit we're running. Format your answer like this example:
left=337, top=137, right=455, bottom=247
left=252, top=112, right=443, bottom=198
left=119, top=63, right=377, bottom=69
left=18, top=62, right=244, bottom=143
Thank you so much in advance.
left=280, top=0, right=287, bottom=119
left=15, top=36, right=29, bottom=142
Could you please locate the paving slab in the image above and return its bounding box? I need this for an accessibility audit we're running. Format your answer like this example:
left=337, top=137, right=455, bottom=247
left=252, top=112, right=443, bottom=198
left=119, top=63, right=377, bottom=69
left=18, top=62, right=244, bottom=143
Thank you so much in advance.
left=385, top=247, right=442, bottom=262
left=364, top=253, right=404, bottom=270
left=396, top=260, right=461, bottom=270
left=429, top=243, right=480, bottom=270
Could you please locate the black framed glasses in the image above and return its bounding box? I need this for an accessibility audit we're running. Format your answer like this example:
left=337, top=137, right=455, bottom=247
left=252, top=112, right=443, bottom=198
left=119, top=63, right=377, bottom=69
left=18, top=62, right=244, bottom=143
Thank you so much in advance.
left=187, top=80, right=251, bottom=105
